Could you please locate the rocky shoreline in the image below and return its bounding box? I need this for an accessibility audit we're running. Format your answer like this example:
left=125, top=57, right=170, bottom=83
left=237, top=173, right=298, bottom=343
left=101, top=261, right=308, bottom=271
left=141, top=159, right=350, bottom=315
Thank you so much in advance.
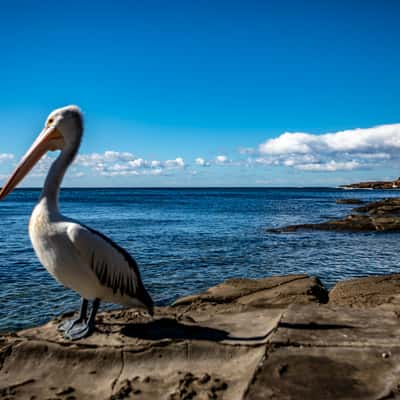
left=269, top=197, right=400, bottom=232
left=341, top=177, right=400, bottom=190
left=2, top=273, right=400, bottom=399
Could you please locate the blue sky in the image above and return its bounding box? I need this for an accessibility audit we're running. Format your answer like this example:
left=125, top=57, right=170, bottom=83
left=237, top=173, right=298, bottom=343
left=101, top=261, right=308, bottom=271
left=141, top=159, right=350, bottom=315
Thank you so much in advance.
left=1, top=0, right=400, bottom=187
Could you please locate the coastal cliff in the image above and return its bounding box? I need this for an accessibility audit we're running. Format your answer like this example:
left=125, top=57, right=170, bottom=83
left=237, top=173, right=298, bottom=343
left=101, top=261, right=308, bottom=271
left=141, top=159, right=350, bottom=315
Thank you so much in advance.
left=2, top=273, right=400, bottom=399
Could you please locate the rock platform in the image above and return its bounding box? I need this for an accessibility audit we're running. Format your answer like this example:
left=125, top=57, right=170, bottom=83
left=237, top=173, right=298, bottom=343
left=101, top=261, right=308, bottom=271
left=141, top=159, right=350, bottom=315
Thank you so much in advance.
left=1, top=273, right=400, bottom=399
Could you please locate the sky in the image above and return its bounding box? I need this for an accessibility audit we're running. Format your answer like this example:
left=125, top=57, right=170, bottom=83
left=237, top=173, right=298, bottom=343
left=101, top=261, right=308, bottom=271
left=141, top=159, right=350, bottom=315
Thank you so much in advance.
left=0, top=0, right=399, bottom=187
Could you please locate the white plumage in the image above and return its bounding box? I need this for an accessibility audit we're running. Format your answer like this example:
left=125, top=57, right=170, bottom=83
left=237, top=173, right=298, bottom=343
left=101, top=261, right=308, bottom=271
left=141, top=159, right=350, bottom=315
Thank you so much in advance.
left=1, top=105, right=153, bottom=340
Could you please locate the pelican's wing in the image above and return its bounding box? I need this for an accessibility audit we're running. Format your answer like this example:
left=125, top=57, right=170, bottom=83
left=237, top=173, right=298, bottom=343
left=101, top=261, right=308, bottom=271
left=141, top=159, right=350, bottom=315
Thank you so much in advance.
left=67, top=223, right=152, bottom=307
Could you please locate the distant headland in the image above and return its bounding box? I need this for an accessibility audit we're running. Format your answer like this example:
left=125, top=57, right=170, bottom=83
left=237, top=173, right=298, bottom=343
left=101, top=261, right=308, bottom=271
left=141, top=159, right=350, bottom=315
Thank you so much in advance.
left=341, top=177, right=400, bottom=190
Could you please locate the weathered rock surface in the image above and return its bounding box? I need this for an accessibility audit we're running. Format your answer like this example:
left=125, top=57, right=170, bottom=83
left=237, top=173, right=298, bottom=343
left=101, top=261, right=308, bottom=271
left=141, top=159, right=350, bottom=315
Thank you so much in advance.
left=249, top=303, right=400, bottom=400
left=173, top=274, right=328, bottom=307
left=341, top=177, right=400, bottom=189
left=270, top=197, right=400, bottom=232
left=355, top=197, right=400, bottom=215
left=2, top=273, right=400, bottom=399
left=330, top=273, right=400, bottom=309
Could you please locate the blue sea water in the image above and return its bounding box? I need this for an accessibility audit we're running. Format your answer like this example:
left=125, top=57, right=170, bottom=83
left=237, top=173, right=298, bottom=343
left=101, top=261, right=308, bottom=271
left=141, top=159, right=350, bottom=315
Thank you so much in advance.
left=1, top=187, right=400, bottom=333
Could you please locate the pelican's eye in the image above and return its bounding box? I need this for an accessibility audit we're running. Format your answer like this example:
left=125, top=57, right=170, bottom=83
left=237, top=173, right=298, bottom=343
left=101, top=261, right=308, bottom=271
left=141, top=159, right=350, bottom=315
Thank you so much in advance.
left=47, top=118, right=54, bottom=126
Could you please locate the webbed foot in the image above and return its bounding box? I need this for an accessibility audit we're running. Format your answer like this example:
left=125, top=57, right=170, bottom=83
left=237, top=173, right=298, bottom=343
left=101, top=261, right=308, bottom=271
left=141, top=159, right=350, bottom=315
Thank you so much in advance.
left=58, top=318, right=85, bottom=333
left=58, top=298, right=99, bottom=340
left=64, top=321, right=94, bottom=340
left=58, top=298, right=89, bottom=335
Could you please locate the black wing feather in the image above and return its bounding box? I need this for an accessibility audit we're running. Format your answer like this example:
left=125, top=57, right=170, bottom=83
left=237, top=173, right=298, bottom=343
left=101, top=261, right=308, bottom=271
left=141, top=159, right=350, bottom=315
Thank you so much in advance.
left=84, top=224, right=153, bottom=310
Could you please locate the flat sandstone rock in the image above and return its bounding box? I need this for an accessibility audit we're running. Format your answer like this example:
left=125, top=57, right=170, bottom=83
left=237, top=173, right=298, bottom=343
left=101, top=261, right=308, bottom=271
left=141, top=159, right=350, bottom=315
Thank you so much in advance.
left=2, top=274, right=400, bottom=399
left=173, top=274, right=328, bottom=306
left=330, top=273, right=400, bottom=309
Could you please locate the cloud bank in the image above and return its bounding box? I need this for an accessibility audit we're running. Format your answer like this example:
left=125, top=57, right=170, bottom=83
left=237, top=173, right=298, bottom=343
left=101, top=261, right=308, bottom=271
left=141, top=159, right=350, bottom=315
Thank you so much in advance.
left=73, top=152, right=186, bottom=177
left=257, top=123, right=400, bottom=171
left=1, top=122, right=399, bottom=186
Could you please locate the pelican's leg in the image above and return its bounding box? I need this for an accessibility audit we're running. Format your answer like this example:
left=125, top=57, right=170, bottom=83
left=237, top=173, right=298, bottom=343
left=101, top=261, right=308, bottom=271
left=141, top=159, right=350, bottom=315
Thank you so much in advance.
left=64, top=298, right=100, bottom=340
left=58, top=298, right=88, bottom=333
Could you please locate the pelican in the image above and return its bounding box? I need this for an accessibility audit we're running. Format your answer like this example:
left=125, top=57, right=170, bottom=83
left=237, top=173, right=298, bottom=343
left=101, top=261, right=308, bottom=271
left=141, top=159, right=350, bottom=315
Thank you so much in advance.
left=0, top=105, right=154, bottom=340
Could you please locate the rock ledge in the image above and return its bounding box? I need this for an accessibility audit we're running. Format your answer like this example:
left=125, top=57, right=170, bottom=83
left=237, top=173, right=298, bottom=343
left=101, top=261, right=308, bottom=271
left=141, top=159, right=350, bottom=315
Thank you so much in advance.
left=270, top=197, right=400, bottom=232
left=2, top=273, right=400, bottom=399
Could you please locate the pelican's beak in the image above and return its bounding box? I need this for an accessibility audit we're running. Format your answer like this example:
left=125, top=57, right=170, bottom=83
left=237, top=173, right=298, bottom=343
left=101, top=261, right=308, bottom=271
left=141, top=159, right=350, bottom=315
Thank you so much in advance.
left=0, top=127, right=64, bottom=200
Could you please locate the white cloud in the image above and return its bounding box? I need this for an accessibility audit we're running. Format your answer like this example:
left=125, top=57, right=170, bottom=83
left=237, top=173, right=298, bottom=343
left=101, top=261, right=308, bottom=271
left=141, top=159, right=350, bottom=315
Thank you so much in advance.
left=108, top=163, right=130, bottom=172
left=148, top=168, right=163, bottom=175
left=75, top=151, right=135, bottom=168
left=164, top=157, right=185, bottom=169
left=0, top=153, right=14, bottom=163
left=103, top=151, right=135, bottom=162
left=257, top=123, right=400, bottom=172
left=260, top=124, right=400, bottom=156
left=150, top=160, right=161, bottom=168
left=283, top=159, right=295, bottom=167
left=260, top=132, right=316, bottom=155
left=73, top=152, right=186, bottom=177
left=253, top=157, right=274, bottom=166
left=253, top=153, right=317, bottom=167
left=215, top=155, right=229, bottom=165
left=296, top=160, right=361, bottom=171
left=195, top=157, right=210, bottom=167
left=13, top=150, right=187, bottom=178
left=352, top=152, right=391, bottom=160
left=100, top=170, right=139, bottom=177
left=128, top=158, right=146, bottom=168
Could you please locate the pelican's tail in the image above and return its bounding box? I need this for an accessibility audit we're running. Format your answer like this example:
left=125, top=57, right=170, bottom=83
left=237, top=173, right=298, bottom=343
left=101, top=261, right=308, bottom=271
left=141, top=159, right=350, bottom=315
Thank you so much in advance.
left=138, top=284, right=154, bottom=316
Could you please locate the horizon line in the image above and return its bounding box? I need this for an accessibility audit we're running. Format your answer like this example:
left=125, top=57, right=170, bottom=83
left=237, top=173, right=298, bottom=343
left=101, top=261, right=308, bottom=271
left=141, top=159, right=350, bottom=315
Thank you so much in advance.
left=13, top=185, right=353, bottom=190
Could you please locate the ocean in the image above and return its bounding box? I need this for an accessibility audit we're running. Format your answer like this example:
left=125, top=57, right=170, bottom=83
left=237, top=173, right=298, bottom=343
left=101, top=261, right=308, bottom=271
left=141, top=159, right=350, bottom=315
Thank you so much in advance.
left=1, top=187, right=399, bottom=332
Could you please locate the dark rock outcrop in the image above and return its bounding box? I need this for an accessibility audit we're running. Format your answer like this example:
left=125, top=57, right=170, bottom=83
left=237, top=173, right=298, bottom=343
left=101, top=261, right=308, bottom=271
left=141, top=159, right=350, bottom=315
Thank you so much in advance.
left=2, top=273, right=400, bottom=399
left=270, top=197, right=400, bottom=232
left=335, top=198, right=364, bottom=205
left=355, top=197, right=400, bottom=215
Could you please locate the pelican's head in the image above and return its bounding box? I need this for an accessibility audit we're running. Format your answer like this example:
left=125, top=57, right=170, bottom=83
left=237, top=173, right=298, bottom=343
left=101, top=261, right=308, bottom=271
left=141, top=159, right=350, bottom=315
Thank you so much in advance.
left=45, top=105, right=84, bottom=150
left=0, top=105, right=84, bottom=200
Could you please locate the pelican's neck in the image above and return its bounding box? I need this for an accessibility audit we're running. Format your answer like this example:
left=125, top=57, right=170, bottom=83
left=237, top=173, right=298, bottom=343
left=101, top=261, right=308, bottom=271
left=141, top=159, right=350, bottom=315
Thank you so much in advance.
left=40, top=145, right=77, bottom=212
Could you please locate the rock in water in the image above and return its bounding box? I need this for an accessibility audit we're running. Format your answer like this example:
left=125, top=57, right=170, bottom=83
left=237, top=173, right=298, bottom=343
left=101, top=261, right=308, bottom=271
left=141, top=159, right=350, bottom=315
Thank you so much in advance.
left=335, top=198, right=364, bottom=205
left=269, top=197, right=400, bottom=232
